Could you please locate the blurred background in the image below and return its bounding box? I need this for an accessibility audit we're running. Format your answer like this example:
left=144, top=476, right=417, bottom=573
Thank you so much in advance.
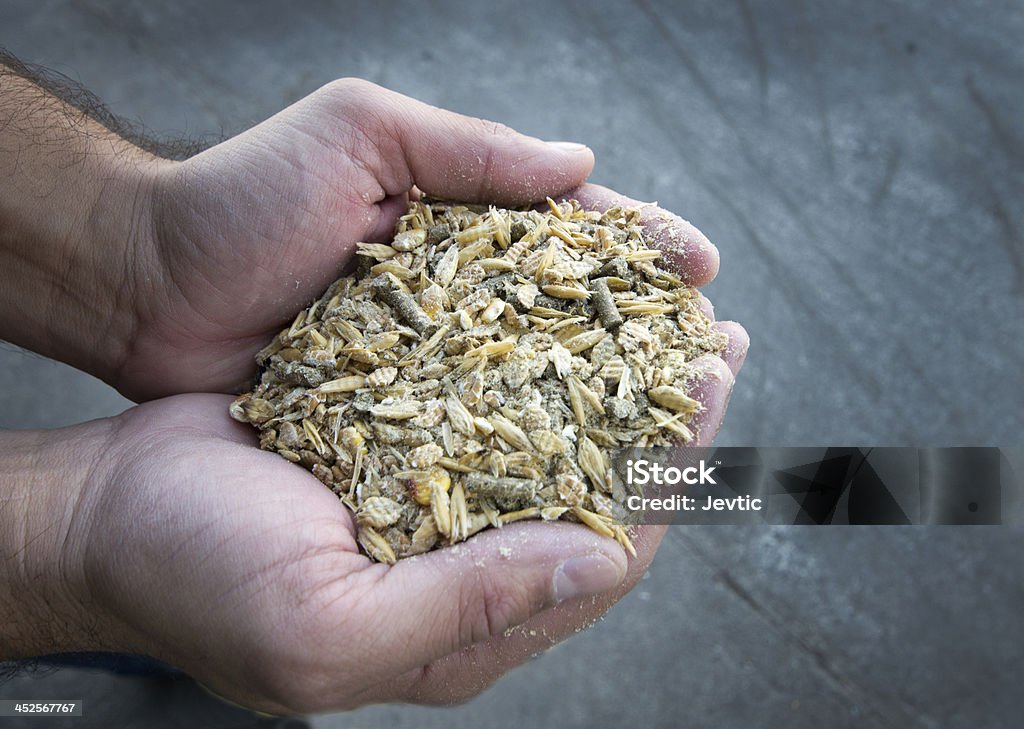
left=1, top=1, right=1021, bottom=727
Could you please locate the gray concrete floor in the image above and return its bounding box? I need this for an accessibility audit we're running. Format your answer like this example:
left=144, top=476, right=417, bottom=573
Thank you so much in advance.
left=1, top=1, right=1021, bottom=727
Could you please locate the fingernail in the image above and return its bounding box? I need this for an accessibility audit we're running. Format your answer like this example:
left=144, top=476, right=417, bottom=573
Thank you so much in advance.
left=545, top=140, right=590, bottom=153
left=552, top=553, right=624, bottom=603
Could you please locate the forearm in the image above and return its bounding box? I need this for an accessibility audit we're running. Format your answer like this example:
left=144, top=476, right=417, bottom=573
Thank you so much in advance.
left=0, top=423, right=112, bottom=660
left=0, top=62, right=161, bottom=385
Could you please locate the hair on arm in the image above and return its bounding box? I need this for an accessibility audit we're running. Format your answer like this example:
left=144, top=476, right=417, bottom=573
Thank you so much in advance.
left=0, top=47, right=219, bottom=160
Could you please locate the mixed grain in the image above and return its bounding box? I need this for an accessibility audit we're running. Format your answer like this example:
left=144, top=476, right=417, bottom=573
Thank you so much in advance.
left=230, top=199, right=726, bottom=562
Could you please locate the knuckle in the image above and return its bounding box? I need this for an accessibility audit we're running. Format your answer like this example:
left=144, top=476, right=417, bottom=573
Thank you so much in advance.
left=458, top=118, right=519, bottom=198
left=322, top=78, right=391, bottom=132
left=321, top=76, right=379, bottom=101
left=473, top=117, right=517, bottom=141
left=318, top=79, right=402, bottom=179
left=455, top=565, right=530, bottom=645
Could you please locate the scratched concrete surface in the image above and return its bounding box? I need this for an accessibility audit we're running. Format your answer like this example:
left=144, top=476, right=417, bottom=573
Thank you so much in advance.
left=0, top=1, right=1021, bottom=727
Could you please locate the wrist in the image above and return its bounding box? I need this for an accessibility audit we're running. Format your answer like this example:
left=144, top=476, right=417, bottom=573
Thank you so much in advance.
left=0, top=70, right=167, bottom=392
left=0, top=420, right=121, bottom=659
left=74, top=154, right=168, bottom=388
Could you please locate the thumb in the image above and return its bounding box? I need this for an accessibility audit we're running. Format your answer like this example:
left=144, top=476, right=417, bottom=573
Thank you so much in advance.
left=358, top=521, right=627, bottom=671
left=319, top=78, right=595, bottom=205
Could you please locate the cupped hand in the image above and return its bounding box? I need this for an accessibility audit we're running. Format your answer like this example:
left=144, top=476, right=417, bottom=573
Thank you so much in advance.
left=116, top=79, right=596, bottom=400
left=79, top=394, right=627, bottom=713
left=71, top=77, right=749, bottom=712
left=117, top=79, right=739, bottom=402
left=73, top=322, right=743, bottom=714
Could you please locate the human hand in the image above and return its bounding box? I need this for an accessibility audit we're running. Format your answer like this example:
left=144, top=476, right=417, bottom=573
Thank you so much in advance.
left=1, top=71, right=743, bottom=401
left=106, top=79, right=592, bottom=399
left=68, top=388, right=763, bottom=713
left=0, top=71, right=748, bottom=712
left=114, top=79, right=743, bottom=402
left=1, top=330, right=741, bottom=714
left=69, top=173, right=746, bottom=712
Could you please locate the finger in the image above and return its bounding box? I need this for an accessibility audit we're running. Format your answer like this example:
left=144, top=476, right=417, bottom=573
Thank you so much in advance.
left=684, top=354, right=736, bottom=446
left=356, top=520, right=627, bottom=676
left=697, top=292, right=715, bottom=320
left=561, top=183, right=720, bottom=287
left=374, top=524, right=668, bottom=705
left=323, top=79, right=595, bottom=206
left=712, top=321, right=749, bottom=377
